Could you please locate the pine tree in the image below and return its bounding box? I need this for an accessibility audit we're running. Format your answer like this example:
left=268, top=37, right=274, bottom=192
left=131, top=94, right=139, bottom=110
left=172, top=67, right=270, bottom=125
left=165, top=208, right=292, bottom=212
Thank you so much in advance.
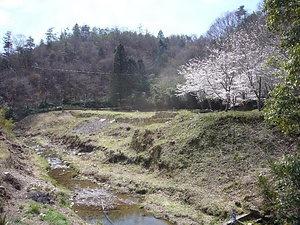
left=3, top=31, right=13, bottom=56
left=137, top=59, right=149, bottom=93
left=113, top=44, right=127, bottom=74
left=110, top=44, right=128, bottom=106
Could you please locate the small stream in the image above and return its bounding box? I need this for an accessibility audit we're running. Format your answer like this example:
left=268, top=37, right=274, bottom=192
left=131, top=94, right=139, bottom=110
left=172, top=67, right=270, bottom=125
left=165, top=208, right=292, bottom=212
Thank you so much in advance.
left=28, top=142, right=171, bottom=225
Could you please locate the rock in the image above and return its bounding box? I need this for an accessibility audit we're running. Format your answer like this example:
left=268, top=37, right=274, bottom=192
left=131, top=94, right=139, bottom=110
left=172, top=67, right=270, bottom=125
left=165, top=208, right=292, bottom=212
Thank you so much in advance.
left=169, top=140, right=176, bottom=145
left=136, top=188, right=148, bottom=195
left=249, top=208, right=261, bottom=217
left=3, top=172, right=22, bottom=190
left=27, top=191, right=53, bottom=204
left=0, top=186, right=8, bottom=198
left=235, top=201, right=242, bottom=207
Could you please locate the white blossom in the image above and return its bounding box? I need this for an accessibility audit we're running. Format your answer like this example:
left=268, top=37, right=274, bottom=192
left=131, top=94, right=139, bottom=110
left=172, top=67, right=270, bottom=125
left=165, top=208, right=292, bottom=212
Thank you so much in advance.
left=177, top=21, right=281, bottom=109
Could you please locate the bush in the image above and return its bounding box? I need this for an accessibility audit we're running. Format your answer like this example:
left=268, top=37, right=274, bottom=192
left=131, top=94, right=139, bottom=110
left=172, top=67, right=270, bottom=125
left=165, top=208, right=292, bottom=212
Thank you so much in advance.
left=259, top=153, right=300, bottom=224
left=0, top=103, right=14, bottom=134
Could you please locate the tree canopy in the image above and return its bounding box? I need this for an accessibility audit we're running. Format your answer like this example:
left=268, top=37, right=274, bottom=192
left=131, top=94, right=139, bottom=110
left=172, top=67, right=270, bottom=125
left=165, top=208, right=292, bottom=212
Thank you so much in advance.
left=176, top=9, right=280, bottom=111
left=258, top=2, right=300, bottom=224
left=263, top=0, right=300, bottom=137
left=0, top=4, right=288, bottom=117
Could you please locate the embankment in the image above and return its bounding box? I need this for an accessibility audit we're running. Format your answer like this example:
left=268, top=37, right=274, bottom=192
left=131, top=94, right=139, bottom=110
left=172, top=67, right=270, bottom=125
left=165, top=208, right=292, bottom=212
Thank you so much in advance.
left=14, top=110, right=297, bottom=224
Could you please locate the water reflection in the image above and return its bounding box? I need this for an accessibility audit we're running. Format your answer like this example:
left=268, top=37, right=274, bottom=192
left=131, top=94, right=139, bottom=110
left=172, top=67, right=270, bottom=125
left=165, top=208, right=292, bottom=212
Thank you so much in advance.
left=74, top=205, right=170, bottom=225
left=26, top=140, right=171, bottom=225
left=49, top=165, right=170, bottom=225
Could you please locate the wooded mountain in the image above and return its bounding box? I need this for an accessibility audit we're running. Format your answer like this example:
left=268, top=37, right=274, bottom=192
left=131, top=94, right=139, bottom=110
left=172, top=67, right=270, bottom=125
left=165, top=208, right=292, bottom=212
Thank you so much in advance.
left=0, top=6, right=272, bottom=118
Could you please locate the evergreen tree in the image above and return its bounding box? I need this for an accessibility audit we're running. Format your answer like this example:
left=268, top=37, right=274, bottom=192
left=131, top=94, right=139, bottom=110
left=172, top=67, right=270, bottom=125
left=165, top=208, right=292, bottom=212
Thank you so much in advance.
left=3, top=31, right=13, bottom=56
left=81, top=24, right=90, bottom=41
left=45, top=27, right=56, bottom=48
left=126, top=57, right=139, bottom=97
left=137, top=59, right=149, bottom=93
left=25, top=36, right=35, bottom=51
left=157, top=30, right=165, bottom=39
left=113, top=44, right=127, bottom=74
left=235, top=5, right=247, bottom=23
left=1, top=31, right=13, bottom=69
left=72, top=23, right=81, bottom=38
left=24, top=36, right=35, bottom=67
left=110, top=44, right=128, bottom=106
left=157, top=30, right=168, bottom=67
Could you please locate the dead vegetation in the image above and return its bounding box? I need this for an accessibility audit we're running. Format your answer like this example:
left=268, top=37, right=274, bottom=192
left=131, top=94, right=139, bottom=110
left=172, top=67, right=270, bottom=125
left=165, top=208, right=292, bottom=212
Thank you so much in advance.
left=12, top=110, right=298, bottom=224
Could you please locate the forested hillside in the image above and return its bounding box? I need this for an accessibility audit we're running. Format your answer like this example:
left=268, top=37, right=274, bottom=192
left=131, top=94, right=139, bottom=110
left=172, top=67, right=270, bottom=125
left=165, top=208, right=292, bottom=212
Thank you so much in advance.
left=0, top=23, right=204, bottom=116
left=0, top=6, right=277, bottom=118
left=0, top=1, right=299, bottom=224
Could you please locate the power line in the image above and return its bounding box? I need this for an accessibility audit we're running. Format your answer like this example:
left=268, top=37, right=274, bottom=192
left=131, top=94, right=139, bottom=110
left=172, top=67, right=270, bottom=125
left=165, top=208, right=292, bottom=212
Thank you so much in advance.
left=33, top=66, right=112, bottom=75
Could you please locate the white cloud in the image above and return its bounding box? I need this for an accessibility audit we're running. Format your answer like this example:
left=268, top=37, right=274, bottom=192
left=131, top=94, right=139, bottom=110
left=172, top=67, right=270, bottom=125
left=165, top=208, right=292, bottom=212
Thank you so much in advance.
left=202, top=0, right=218, bottom=2
left=0, top=0, right=26, bottom=7
left=0, top=0, right=262, bottom=44
left=0, top=8, right=15, bottom=26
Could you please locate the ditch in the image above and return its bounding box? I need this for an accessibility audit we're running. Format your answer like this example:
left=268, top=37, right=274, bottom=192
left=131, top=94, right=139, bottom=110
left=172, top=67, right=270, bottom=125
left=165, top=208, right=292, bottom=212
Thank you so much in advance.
left=28, top=141, right=171, bottom=225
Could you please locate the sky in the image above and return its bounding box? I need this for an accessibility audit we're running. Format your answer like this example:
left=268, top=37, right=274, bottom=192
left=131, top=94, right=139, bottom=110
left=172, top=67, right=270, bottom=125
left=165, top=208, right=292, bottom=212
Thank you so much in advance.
left=0, top=0, right=262, bottom=46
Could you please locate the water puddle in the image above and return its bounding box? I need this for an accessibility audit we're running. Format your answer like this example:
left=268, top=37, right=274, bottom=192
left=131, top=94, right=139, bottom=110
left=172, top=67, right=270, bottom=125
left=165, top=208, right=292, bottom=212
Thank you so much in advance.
left=27, top=141, right=171, bottom=225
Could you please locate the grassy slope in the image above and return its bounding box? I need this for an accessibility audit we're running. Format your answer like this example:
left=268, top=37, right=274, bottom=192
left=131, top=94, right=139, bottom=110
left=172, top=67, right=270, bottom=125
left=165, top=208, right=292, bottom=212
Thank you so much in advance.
left=15, top=110, right=297, bottom=224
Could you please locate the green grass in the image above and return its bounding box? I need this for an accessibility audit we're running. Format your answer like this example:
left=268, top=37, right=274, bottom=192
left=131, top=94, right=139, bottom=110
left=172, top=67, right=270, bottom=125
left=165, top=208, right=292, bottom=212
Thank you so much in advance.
left=40, top=206, right=69, bottom=225
left=0, top=213, right=8, bottom=225
left=12, top=217, right=30, bottom=225
left=58, top=191, right=70, bottom=207
left=0, top=142, right=10, bottom=172
left=15, top=109, right=296, bottom=225
left=26, top=203, right=40, bottom=215
left=23, top=201, right=69, bottom=224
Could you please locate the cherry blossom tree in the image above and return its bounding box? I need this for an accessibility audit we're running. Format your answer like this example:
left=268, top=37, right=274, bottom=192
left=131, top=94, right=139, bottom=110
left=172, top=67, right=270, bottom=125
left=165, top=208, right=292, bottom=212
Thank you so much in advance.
left=177, top=17, right=281, bottom=111
left=177, top=48, right=246, bottom=110
left=230, top=27, right=281, bottom=109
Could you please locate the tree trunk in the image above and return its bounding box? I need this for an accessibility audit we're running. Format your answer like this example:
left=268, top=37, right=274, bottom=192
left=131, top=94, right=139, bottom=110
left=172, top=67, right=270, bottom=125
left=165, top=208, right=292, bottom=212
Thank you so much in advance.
left=258, top=76, right=262, bottom=111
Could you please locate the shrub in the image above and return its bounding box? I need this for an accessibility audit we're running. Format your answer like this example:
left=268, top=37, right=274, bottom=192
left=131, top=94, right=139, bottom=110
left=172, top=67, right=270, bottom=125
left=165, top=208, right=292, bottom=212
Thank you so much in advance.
left=0, top=104, right=14, bottom=134
left=259, top=153, right=300, bottom=224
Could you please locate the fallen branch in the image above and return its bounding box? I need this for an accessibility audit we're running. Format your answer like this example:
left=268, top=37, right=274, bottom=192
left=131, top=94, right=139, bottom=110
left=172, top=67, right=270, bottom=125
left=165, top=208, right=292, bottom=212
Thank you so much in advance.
left=101, top=200, right=115, bottom=225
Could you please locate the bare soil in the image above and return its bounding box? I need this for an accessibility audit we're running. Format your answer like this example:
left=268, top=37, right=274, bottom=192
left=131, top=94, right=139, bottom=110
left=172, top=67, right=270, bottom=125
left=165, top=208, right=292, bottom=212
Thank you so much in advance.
left=0, top=131, right=88, bottom=225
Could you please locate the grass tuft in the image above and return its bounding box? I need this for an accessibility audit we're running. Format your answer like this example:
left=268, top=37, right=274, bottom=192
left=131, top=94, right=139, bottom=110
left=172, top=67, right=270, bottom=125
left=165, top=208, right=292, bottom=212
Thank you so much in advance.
left=0, top=213, right=8, bottom=225
left=40, top=206, right=69, bottom=225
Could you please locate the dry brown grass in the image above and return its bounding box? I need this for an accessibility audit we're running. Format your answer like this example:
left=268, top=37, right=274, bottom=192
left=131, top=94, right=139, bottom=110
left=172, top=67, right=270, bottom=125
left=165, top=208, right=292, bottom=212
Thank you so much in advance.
left=13, top=110, right=298, bottom=224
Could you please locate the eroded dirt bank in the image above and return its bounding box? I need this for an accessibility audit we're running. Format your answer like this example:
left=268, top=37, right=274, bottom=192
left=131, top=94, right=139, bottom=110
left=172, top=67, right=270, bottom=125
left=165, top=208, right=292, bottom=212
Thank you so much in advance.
left=28, top=139, right=171, bottom=225
left=13, top=110, right=298, bottom=224
left=0, top=131, right=88, bottom=225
